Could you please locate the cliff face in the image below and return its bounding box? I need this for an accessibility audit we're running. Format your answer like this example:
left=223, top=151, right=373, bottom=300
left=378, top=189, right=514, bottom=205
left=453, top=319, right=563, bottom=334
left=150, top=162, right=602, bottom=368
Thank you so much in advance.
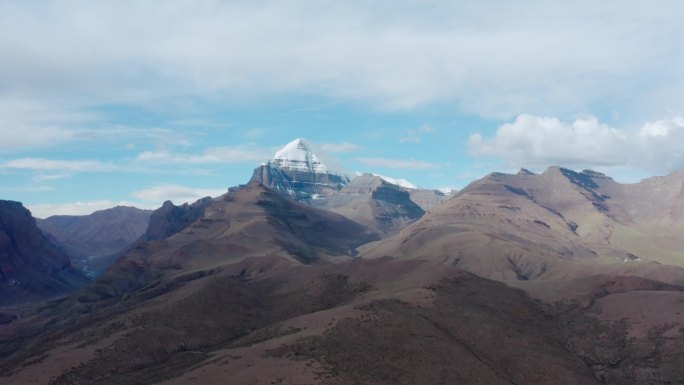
left=0, top=200, right=87, bottom=305
left=140, top=197, right=214, bottom=242
left=250, top=163, right=349, bottom=203
left=321, top=175, right=425, bottom=234
left=249, top=138, right=351, bottom=204
left=407, top=188, right=448, bottom=211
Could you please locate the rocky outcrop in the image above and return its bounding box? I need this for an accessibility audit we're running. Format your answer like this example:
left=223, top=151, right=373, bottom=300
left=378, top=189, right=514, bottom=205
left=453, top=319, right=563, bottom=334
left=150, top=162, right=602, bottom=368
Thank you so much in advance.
left=406, top=188, right=448, bottom=211
left=322, top=175, right=425, bottom=234
left=251, top=162, right=349, bottom=203
left=140, top=197, right=214, bottom=242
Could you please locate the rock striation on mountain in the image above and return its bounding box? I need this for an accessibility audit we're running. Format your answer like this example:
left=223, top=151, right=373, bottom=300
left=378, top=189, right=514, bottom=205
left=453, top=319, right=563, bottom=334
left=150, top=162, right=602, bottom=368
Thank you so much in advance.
left=250, top=138, right=351, bottom=203
left=321, top=174, right=425, bottom=234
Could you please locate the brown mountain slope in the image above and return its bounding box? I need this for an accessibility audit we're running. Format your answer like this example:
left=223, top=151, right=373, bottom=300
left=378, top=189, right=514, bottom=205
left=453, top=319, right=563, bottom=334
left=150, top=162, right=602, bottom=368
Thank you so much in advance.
left=0, top=200, right=88, bottom=305
left=140, top=197, right=213, bottom=242
left=3, top=256, right=683, bottom=385
left=86, top=182, right=379, bottom=301
left=2, top=177, right=684, bottom=384
left=362, top=167, right=684, bottom=286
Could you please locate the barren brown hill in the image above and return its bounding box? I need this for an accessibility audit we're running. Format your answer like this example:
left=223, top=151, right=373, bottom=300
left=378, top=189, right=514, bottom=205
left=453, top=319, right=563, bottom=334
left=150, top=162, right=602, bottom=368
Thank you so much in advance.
left=84, top=182, right=379, bottom=301
left=0, top=200, right=88, bottom=305
left=2, top=174, right=684, bottom=385
left=362, top=167, right=684, bottom=289
left=3, top=254, right=683, bottom=385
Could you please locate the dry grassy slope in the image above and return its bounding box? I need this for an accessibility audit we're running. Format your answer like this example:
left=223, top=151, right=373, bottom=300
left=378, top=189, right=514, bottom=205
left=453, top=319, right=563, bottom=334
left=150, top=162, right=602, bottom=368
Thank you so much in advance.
left=3, top=257, right=682, bottom=385
left=498, top=167, right=684, bottom=266
left=361, top=167, right=684, bottom=289
left=361, top=170, right=598, bottom=282
left=2, top=175, right=684, bottom=384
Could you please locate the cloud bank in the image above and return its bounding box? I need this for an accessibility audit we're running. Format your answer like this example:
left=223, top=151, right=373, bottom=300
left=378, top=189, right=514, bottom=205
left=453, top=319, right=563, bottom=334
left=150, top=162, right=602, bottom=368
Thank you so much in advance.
left=470, top=115, right=684, bottom=172
left=1, top=0, right=683, bottom=136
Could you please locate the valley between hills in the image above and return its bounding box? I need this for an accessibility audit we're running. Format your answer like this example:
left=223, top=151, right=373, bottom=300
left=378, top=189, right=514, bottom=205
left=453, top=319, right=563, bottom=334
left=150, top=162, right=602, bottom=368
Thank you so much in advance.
left=2, top=139, right=684, bottom=385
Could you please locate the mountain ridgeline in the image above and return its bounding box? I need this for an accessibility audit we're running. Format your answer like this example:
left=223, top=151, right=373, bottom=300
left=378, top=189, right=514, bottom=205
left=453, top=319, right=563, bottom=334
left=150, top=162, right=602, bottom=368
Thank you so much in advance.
left=2, top=140, right=684, bottom=384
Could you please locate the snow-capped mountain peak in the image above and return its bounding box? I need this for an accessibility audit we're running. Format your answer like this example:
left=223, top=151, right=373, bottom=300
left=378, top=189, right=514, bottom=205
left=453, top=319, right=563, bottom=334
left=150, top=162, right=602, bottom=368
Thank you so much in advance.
left=269, top=138, right=350, bottom=178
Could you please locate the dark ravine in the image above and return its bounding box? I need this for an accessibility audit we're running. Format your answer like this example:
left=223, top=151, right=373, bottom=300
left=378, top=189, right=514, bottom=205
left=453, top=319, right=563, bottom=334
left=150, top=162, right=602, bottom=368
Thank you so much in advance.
left=0, top=200, right=89, bottom=305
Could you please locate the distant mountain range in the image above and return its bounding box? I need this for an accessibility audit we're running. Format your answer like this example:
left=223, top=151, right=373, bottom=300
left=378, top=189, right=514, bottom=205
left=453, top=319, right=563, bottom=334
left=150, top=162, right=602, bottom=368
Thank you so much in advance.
left=2, top=140, right=684, bottom=384
left=37, top=206, right=152, bottom=260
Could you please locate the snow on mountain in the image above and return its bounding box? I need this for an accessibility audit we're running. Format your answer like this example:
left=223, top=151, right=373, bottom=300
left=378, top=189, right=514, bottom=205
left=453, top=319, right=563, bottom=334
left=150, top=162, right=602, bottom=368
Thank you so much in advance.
left=269, top=138, right=351, bottom=179
left=371, top=174, right=418, bottom=189
left=251, top=138, right=351, bottom=203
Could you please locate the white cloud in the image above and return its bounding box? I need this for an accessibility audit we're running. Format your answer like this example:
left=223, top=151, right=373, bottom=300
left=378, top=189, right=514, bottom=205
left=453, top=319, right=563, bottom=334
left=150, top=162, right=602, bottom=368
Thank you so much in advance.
left=320, top=142, right=360, bottom=153
left=356, top=157, right=439, bottom=170
left=132, top=184, right=226, bottom=205
left=469, top=114, right=684, bottom=173
left=0, top=99, right=94, bottom=150
left=2, top=158, right=115, bottom=172
left=418, top=125, right=433, bottom=133
left=0, top=0, right=682, bottom=128
left=27, top=200, right=155, bottom=219
left=371, top=174, right=417, bottom=189
left=26, top=184, right=229, bottom=218
left=137, top=145, right=271, bottom=164
left=636, top=117, right=684, bottom=170
left=0, top=98, right=188, bottom=152
left=32, top=173, right=71, bottom=182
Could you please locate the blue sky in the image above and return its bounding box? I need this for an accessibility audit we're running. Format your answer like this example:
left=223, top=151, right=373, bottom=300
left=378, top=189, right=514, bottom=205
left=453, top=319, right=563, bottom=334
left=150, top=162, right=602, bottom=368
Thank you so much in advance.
left=1, top=1, right=684, bottom=217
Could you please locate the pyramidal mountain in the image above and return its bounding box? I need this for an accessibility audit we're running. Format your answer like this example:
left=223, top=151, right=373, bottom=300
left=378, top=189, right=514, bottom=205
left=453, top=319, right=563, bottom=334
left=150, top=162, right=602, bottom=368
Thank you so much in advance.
left=250, top=138, right=352, bottom=203
left=250, top=138, right=447, bottom=233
